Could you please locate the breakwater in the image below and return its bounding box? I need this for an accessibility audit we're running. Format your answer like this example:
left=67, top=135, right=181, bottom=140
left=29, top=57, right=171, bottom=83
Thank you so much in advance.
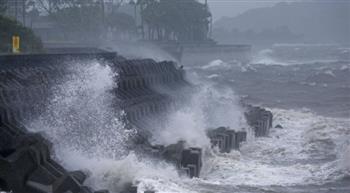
left=0, top=52, right=273, bottom=193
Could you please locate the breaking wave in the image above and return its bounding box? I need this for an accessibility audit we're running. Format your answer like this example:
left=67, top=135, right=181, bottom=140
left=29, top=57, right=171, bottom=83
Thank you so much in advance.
left=23, top=59, right=350, bottom=193
left=150, top=83, right=245, bottom=148
left=27, top=59, right=132, bottom=159
left=252, top=48, right=348, bottom=66
left=23, top=59, right=195, bottom=192
left=200, top=108, right=350, bottom=187
left=24, top=60, right=155, bottom=191
left=251, top=49, right=289, bottom=66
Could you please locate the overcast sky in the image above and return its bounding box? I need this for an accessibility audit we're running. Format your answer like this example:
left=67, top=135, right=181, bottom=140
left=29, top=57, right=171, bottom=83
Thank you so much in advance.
left=204, top=0, right=294, bottom=21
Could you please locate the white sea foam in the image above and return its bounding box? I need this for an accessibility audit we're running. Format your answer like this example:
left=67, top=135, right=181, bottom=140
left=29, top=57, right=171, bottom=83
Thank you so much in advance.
left=120, top=105, right=350, bottom=192
left=24, top=59, right=202, bottom=192
left=207, top=74, right=219, bottom=79
left=251, top=49, right=288, bottom=66
left=252, top=49, right=346, bottom=66
left=341, top=144, right=350, bottom=173
left=59, top=150, right=185, bottom=193
left=201, top=60, right=230, bottom=70
left=198, top=108, right=350, bottom=187
left=23, top=58, right=350, bottom=193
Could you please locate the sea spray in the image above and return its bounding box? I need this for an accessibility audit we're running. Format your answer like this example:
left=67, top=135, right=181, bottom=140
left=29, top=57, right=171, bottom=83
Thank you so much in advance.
left=21, top=58, right=349, bottom=192
left=107, top=42, right=177, bottom=62
left=251, top=49, right=286, bottom=65
left=60, top=150, right=183, bottom=192
left=150, top=83, right=246, bottom=148
left=341, top=144, right=350, bottom=174
left=26, top=59, right=134, bottom=159
left=24, top=59, right=190, bottom=192
left=199, top=108, right=350, bottom=186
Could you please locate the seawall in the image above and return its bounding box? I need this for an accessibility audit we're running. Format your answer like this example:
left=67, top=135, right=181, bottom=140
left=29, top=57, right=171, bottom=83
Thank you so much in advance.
left=0, top=52, right=273, bottom=193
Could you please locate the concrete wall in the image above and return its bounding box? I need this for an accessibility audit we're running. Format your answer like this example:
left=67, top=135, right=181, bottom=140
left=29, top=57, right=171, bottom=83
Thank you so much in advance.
left=181, top=44, right=252, bottom=66
left=0, top=53, right=188, bottom=127
left=0, top=52, right=274, bottom=189
left=0, top=52, right=190, bottom=192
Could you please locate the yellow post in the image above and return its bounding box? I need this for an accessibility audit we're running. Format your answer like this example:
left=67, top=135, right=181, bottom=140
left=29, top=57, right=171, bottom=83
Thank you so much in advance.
left=12, top=36, right=20, bottom=53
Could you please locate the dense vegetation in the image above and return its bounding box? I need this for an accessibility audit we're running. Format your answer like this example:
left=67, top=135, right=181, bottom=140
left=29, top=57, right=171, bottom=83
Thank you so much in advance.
left=28, top=0, right=210, bottom=43
left=28, top=0, right=137, bottom=42
left=0, top=15, right=43, bottom=53
left=139, top=0, right=211, bottom=42
left=0, top=0, right=6, bottom=14
left=1, top=0, right=211, bottom=45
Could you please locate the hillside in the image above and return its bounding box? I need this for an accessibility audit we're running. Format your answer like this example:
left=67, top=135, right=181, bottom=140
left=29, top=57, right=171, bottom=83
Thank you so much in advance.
left=213, top=1, right=350, bottom=45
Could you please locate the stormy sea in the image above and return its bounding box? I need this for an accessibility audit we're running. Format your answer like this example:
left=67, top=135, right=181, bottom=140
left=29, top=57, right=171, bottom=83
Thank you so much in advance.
left=26, top=46, right=350, bottom=193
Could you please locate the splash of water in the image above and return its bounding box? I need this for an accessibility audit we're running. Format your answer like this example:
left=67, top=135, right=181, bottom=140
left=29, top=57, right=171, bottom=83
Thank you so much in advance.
left=150, top=84, right=245, bottom=148
left=341, top=144, right=350, bottom=174
left=201, top=60, right=231, bottom=70
left=106, top=42, right=177, bottom=62
left=60, top=150, right=183, bottom=192
left=26, top=59, right=133, bottom=159
left=24, top=59, right=189, bottom=192
left=199, top=108, right=350, bottom=187
left=251, top=49, right=289, bottom=66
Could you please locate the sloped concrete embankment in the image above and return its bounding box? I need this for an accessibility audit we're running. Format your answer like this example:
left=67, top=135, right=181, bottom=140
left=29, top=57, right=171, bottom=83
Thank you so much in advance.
left=0, top=53, right=273, bottom=192
left=0, top=53, right=119, bottom=193
left=0, top=52, right=190, bottom=193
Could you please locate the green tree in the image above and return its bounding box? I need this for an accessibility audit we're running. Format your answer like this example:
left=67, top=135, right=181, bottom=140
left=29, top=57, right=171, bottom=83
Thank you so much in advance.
left=29, top=0, right=66, bottom=15
left=0, top=14, right=43, bottom=53
left=50, top=2, right=105, bottom=41
left=107, top=12, right=136, bottom=32
left=0, top=0, right=7, bottom=14
left=140, top=0, right=211, bottom=42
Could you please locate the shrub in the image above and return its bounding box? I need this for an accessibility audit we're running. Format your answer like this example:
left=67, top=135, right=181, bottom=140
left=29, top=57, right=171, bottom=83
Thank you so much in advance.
left=0, top=15, right=43, bottom=53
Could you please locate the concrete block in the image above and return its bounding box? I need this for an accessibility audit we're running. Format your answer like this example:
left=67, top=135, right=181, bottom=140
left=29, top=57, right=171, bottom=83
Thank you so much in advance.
left=121, top=184, right=137, bottom=193
left=52, top=174, right=82, bottom=193
left=235, top=131, right=247, bottom=149
left=208, top=127, right=236, bottom=152
left=94, top=190, right=110, bottom=193
left=181, top=148, right=202, bottom=178
left=245, top=105, right=273, bottom=138
left=69, top=171, right=88, bottom=184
